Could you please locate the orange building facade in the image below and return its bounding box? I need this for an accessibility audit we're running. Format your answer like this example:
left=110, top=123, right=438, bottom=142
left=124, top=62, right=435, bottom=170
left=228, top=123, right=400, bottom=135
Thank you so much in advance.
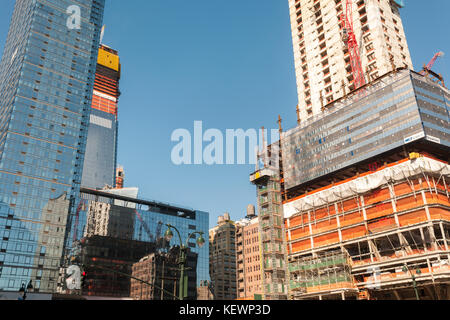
left=284, top=155, right=450, bottom=300
left=92, top=45, right=121, bottom=118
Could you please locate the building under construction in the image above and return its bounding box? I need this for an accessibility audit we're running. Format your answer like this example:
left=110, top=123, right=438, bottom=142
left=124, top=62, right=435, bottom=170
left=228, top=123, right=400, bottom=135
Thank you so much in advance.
left=250, top=124, right=290, bottom=300
left=81, top=44, right=121, bottom=189
left=252, top=67, right=449, bottom=300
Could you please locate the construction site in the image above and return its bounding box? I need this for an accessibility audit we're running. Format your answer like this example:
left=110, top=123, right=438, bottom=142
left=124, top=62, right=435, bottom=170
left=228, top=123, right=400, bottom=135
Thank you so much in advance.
left=252, top=70, right=449, bottom=300
left=284, top=152, right=449, bottom=300
left=250, top=0, right=449, bottom=300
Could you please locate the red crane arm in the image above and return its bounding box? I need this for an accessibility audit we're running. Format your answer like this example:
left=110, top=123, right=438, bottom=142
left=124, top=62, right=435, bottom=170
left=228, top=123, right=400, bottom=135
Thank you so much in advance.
left=420, top=51, right=444, bottom=76
left=426, top=52, right=444, bottom=70
left=341, top=0, right=366, bottom=89
left=135, top=209, right=154, bottom=241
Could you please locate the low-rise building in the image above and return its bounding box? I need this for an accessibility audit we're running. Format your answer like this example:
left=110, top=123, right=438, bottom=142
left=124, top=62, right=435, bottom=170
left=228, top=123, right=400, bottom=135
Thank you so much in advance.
left=130, top=247, right=198, bottom=300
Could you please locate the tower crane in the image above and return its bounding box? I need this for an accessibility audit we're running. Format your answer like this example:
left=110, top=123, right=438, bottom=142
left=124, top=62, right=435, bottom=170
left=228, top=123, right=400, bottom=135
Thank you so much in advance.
left=155, top=221, right=168, bottom=252
left=136, top=212, right=167, bottom=252
left=420, top=51, right=444, bottom=76
left=72, top=200, right=85, bottom=243
left=155, top=221, right=163, bottom=241
left=340, top=0, right=366, bottom=90
left=135, top=209, right=154, bottom=242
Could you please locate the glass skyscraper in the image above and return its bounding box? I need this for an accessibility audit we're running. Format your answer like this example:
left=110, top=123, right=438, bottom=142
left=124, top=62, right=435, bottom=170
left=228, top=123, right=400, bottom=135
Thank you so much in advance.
left=0, top=0, right=105, bottom=293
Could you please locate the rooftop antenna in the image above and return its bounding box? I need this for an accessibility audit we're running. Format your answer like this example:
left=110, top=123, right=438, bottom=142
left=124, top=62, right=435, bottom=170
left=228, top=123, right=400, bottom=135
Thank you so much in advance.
left=261, top=126, right=267, bottom=168
left=278, top=115, right=283, bottom=135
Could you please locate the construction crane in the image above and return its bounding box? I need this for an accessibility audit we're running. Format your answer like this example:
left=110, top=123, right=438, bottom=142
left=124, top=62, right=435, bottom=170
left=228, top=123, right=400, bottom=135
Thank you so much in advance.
left=420, top=51, right=444, bottom=75
left=155, top=221, right=163, bottom=241
left=134, top=209, right=154, bottom=242
left=72, top=200, right=85, bottom=243
left=420, top=51, right=445, bottom=87
left=340, top=0, right=366, bottom=90
left=155, top=221, right=169, bottom=252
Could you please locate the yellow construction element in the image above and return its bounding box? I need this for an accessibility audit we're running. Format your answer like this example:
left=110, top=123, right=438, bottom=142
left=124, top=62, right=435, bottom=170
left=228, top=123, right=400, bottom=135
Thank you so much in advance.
left=409, top=152, right=421, bottom=160
left=98, top=47, right=120, bottom=71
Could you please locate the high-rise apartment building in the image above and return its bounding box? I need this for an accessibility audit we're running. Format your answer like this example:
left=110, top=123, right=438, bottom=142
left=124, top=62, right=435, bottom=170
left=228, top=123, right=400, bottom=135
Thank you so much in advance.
left=288, top=0, right=413, bottom=118
left=81, top=44, right=121, bottom=189
left=0, top=0, right=105, bottom=293
left=209, top=213, right=237, bottom=300
left=236, top=205, right=263, bottom=300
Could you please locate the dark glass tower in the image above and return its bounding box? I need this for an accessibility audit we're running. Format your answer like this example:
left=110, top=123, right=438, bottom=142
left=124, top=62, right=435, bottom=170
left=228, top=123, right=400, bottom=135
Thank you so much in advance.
left=0, top=0, right=105, bottom=293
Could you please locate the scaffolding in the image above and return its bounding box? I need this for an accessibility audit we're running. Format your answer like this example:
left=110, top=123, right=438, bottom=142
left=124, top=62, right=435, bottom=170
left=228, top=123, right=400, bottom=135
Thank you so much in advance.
left=289, top=250, right=357, bottom=299
left=251, top=141, right=289, bottom=300
left=284, top=155, right=450, bottom=299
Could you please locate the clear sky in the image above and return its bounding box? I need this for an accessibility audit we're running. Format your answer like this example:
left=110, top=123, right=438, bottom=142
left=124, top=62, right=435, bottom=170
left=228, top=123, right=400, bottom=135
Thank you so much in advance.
left=0, top=1, right=449, bottom=228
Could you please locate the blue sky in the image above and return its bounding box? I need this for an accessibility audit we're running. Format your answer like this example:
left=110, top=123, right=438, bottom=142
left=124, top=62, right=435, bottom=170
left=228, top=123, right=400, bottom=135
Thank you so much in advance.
left=0, top=1, right=449, bottom=228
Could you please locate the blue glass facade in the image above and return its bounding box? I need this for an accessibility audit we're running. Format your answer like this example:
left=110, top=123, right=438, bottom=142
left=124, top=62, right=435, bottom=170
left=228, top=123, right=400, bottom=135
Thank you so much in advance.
left=139, top=209, right=210, bottom=287
left=0, top=0, right=105, bottom=293
left=81, top=108, right=117, bottom=189
left=76, top=189, right=210, bottom=294
left=136, top=208, right=210, bottom=287
left=282, top=69, right=450, bottom=189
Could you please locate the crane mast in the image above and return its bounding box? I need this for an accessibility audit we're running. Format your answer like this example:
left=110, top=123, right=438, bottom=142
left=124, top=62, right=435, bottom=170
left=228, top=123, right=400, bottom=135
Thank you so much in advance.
left=72, top=200, right=85, bottom=243
left=341, top=0, right=366, bottom=90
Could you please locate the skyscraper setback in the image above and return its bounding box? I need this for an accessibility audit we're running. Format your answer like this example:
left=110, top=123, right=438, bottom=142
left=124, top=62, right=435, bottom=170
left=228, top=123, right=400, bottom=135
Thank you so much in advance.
left=288, top=0, right=413, bottom=118
left=81, top=44, right=121, bottom=189
left=0, top=0, right=105, bottom=293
